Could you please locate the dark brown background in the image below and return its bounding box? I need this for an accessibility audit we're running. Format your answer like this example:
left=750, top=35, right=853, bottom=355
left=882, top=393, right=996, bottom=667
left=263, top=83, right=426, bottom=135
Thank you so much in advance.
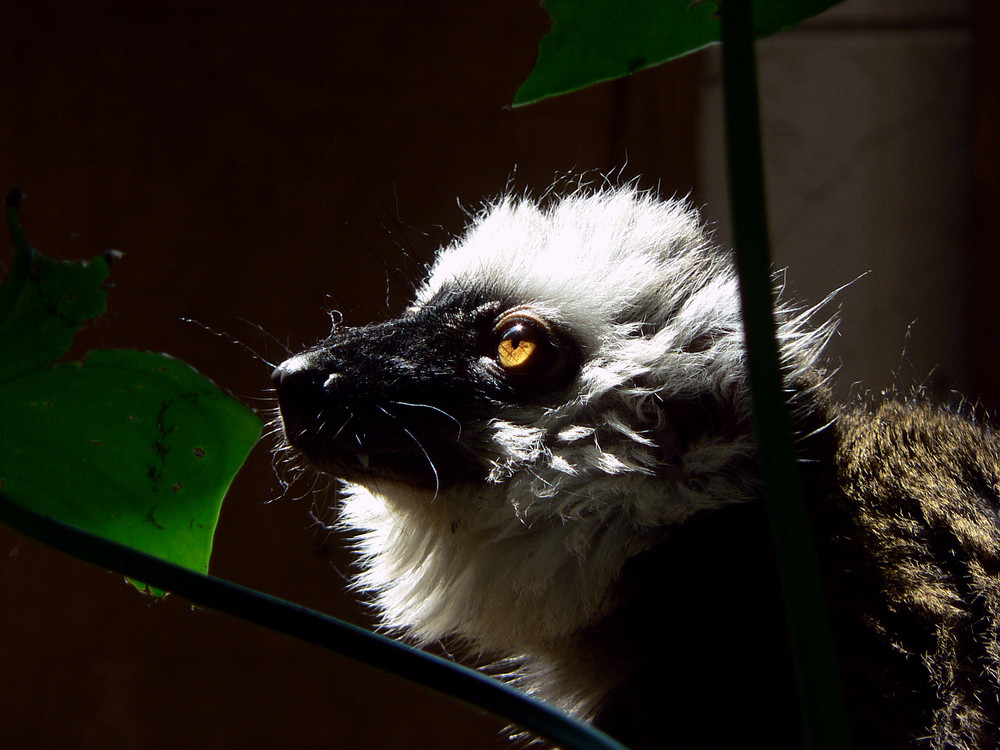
left=0, top=2, right=995, bottom=749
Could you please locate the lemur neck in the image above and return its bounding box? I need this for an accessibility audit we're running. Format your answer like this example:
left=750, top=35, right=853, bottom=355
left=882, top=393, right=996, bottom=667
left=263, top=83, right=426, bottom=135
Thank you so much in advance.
left=525, top=379, right=841, bottom=747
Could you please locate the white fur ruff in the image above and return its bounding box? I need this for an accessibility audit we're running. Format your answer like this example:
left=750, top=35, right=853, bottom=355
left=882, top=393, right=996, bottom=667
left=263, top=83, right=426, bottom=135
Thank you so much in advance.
left=334, top=185, right=833, bottom=717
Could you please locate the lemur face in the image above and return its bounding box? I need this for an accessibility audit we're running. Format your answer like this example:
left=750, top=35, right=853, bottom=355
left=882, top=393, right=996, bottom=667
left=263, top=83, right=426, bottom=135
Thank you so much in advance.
left=271, top=290, right=582, bottom=492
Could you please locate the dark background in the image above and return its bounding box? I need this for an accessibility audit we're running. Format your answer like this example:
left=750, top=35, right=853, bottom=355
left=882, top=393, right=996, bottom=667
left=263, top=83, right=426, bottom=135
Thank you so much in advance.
left=1, top=2, right=996, bottom=748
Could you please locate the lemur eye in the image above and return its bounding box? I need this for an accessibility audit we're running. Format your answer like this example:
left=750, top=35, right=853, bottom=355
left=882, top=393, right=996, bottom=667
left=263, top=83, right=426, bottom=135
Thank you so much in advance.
left=495, top=317, right=548, bottom=374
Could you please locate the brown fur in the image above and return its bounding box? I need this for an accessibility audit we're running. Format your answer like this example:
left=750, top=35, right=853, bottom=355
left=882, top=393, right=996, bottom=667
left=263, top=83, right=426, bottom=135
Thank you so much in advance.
left=546, top=391, right=1000, bottom=749
left=827, top=399, right=1000, bottom=748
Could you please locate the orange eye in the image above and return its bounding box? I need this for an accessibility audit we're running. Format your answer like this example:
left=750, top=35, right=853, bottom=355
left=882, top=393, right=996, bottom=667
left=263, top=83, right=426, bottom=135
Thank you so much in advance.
left=496, top=320, right=544, bottom=373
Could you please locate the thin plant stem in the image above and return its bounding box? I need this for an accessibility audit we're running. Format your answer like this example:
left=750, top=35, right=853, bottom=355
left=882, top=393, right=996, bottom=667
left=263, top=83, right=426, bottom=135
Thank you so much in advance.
left=719, top=2, right=852, bottom=748
left=0, top=492, right=629, bottom=750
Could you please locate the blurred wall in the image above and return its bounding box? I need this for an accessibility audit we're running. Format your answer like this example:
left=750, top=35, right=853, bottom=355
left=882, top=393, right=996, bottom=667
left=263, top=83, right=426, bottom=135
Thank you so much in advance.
left=0, top=1, right=987, bottom=749
left=699, top=0, right=975, bottom=401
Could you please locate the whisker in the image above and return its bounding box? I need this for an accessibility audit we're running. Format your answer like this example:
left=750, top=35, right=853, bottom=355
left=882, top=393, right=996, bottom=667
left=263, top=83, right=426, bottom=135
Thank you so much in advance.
left=328, top=413, right=354, bottom=442
left=345, top=220, right=408, bottom=311
left=388, top=400, right=463, bottom=440
left=377, top=405, right=441, bottom=500
left=237, top=316, right=294, bottom=357
left=181, top=316, right=278, bottom=368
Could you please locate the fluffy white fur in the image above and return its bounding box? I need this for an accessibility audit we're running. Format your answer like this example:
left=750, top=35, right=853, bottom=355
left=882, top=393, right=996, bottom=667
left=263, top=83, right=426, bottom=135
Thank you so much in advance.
left=335, top=186, right=834, bottom=717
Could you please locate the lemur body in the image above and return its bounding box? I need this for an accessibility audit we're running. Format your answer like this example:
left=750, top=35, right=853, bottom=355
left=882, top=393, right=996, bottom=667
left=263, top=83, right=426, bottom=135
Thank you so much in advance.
left=272, top=187, right=1000, bottom=749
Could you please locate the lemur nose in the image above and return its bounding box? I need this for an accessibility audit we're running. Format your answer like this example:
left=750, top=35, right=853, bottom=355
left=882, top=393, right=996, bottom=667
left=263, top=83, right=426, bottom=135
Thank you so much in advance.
left=270, top=362, right=292, bottom=386
left=272, top=357, right=314, bottom=386
left=272, top=359, right=327, bottom=411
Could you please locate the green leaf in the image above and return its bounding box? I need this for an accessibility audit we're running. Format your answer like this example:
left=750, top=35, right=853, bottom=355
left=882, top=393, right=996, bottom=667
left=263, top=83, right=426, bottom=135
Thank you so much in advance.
left=1, top=191, right=115, bottom=381
left=513, top=0, right=844, bottom=106
left=1, top=192, right=262, bottom=591
left=0, top=350, right=262, bottom=581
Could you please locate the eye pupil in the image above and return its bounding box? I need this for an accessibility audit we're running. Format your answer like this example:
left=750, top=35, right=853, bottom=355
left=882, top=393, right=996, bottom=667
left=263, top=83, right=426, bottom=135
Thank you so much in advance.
left=496, top=322, right=541, bottom=372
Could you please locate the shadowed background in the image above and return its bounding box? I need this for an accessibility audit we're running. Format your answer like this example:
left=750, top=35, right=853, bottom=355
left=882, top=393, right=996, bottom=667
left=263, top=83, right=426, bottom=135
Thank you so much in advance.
left=1, top=1, right=995, bottom=748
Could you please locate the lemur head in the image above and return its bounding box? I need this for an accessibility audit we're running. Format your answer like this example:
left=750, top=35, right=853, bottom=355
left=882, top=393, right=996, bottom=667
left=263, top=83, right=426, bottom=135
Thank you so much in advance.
left=272, top=185, right=832, bottom=658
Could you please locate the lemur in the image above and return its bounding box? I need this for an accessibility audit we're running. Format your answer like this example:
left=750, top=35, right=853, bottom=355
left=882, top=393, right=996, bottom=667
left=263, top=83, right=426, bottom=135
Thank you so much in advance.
left=271, top=185, right=1000, bottom=749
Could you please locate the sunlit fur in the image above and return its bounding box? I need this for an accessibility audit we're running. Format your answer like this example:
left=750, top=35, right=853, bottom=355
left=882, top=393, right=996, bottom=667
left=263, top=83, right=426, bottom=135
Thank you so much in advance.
left=331, top=186, right=835, bottom=718
left=273, top=181, right=1000, bottom=748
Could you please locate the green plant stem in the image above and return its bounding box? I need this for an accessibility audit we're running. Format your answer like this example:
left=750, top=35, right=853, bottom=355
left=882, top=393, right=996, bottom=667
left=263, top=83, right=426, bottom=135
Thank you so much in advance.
left=0, top=493, right=627, bottom=750
left=719, top=2, right=851, bottom=748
